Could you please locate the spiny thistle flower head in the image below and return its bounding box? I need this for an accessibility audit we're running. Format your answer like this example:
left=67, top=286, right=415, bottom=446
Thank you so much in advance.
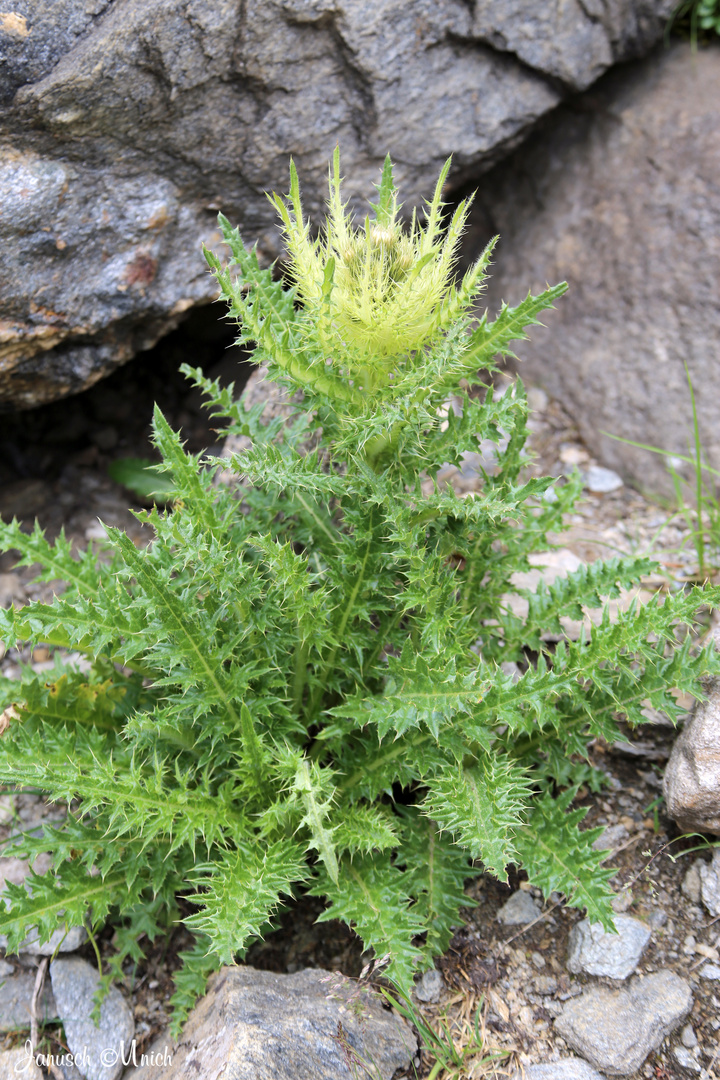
left=269, top=149, right=490, bottom=389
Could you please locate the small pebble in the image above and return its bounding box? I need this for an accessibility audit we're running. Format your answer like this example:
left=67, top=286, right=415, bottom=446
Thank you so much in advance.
left=584, top=465, right=624, bottom=493
left=700, top=963, right=720, bottom=980
left=673, top=1045, right=701, bottom=1073
left=683, top=934, right=697, bottom=955
left=592, top=823, right=629, bottom=852
left=610, top=888, right=634, bottom=913
left=682, top=862, right=702, bottom=904
left=414, top=967, right=443, bottom=1003
left=681, top=1023, right=698, bottom=1048
left=645, top=909, right=667, bottom=929
left=497, top=890, right=542, bottom=925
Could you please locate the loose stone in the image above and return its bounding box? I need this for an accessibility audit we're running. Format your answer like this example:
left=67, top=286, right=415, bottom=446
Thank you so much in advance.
left=584, top=466, right=624, bottom=493
left=554, top=970, right=692, bottom=1075
left=122, top=966, right=416, bottom=1080
left=673, top=1045, right=701, bottom=1073
left=0, top=969, right=57, bottom=1033
left=567, top=916, right=651, bottom=980
left=497, top=890, right=542, bottom=925
left=664, top=678, right=720, bottom=835
left=681, top=1023, right=698, bottom=1048
left=591, top=824, right=629, bottom=853
left=698, top=849, right=720, bottom=917
left=511, top=1059, right=606, bottom=1079
left=681, top=862, right=702, bottom=904
left=50, top=956, right=135, bottom=1080
left=0, top=1047, right=43, bottom=1078
left=414, top=966, right=443, bottom=1003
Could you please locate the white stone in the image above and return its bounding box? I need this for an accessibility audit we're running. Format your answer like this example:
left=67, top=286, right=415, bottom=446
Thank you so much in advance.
left=584, top=466, right=623, bottom=493
left=673, top=1045, right=701, bottom=1073
left=681, top=1023, right=698, bottom=1048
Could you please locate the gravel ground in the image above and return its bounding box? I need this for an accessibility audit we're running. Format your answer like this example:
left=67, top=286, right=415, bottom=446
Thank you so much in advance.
left=0, top=333, right=718, bottom=1079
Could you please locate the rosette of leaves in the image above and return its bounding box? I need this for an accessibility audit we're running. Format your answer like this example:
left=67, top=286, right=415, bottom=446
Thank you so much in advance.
left=1, top=150, right=718, bottom=1032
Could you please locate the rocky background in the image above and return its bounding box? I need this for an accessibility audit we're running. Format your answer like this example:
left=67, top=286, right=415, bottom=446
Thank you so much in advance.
left=467, top=42, right=720, bottom=496
left=1, top=2, right=703, bottom=454
left=2, top=2, right=720, bottom=1078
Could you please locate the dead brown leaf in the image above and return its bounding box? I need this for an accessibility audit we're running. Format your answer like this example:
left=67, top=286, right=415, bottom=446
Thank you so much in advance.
left=0, top=704, right=20, bottom=735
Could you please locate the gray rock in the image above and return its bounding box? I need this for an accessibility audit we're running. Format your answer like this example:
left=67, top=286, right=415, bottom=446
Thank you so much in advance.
left=673, top=1045, right=701, bottom=1073
left=50, top=956, right=135, bottom=1080
left=467, top=43, right=720, bottom=498
left=497, top=889, right=542, bottom=925
left=584, top=467, right=624, bottom=494
left=511, top=1059, right=606, bottom=1080
left=681, top=1024, right=698, bottom=1049
left=697, top=849, right=720, bottom=917
left=122, top=965, right=416, bottom=1080
left=0, top=1047, right=43, bottom=1078
left=0, top=969, right=57, bottom=1032
left=534, top=976, right=558, bottom=996
left=414, top=966, right=443, bottom=1003
left=471, top=0, right=674, bottom=92
left=0, top=1, right=675, bottom=411
left=50, top=1062, right=86, bottom=1080
left=699, top=963, right=720, bottom=981
left=567, top=916, right=651, bottom=980
left=664, top=677, right=720, bottom=835
left=591, top=824, right=629, bottom=853
left=681, top=861, right=703, bottom=905
left=645, top=909, right=667, bottom=930
left=554, top=970, right=693, bottom=1075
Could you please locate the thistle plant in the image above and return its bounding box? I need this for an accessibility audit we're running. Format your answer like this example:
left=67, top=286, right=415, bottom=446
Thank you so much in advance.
left=0, top=151, right=718, bottom=1032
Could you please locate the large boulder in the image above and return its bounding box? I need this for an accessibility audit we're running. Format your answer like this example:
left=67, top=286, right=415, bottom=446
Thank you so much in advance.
left=122, top=965, right=416, bottom=1080
left=1, top=0, right=673, bottom=410
left=466, top=41, right=720, bottom=495
left=664, top=677, right=720, bottom=835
